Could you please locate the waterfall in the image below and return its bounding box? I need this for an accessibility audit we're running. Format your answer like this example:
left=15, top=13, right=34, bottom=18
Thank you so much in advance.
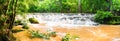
left=20, top=13, right=99, bottom=27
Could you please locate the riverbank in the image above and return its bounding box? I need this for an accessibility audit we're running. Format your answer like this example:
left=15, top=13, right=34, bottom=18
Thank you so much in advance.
left=13, top=24, right=120, bottom=41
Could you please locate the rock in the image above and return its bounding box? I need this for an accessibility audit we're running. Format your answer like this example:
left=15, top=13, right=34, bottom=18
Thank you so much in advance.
left=29, top=18, right=39, bottom=24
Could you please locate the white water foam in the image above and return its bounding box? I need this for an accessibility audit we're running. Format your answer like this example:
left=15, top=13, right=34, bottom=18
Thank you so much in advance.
left=16, top=13, right=99, bottom=27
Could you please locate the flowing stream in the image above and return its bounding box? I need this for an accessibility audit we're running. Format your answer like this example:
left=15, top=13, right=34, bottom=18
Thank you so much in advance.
left=22, top=13, right=99, bottom=26
left=15, top=13, right=120, bottom=41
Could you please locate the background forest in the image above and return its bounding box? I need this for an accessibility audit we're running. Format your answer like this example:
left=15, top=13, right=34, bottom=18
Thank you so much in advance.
left=17, top=0, right=120, bottom=13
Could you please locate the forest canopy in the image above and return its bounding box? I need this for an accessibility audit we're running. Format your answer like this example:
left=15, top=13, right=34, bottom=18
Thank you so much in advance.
left=16, top=0, right=120, bottom=13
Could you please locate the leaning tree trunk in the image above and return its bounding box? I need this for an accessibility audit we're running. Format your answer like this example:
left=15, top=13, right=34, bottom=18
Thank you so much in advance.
left=0, top=0, right=18, bottom=41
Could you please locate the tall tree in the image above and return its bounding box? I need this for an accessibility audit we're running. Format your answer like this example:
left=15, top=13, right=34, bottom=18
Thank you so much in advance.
left=0, top=0, right=18, bottom=41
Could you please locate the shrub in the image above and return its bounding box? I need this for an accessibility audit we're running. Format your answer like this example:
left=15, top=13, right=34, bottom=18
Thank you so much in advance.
left=29, top=30, right=57, bottom=40
left=14, top=20, right=23, bottom=25
left=94, top=11, right=114, bottom=24
left=62, top=34, right=70, bottom=41
left=62, top=34, right=79, bottom=41
left=108, top=16, right=120, bottom=25
left=29, top=30, right=50, bottom=40
left=22, top=24, right=29, bottom=29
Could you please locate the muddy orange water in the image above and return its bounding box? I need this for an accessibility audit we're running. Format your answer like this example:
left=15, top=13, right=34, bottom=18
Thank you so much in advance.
left=13, top=24, right=120, bottom=41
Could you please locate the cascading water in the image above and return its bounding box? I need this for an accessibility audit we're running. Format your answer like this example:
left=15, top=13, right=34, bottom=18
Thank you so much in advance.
left=22, top=13, right=99, bottom=27
left=15, top=14, right=120, bottom=41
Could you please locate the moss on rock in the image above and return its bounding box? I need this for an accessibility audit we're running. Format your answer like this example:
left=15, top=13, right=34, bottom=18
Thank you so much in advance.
left=29, top=18, right=39, bottom=24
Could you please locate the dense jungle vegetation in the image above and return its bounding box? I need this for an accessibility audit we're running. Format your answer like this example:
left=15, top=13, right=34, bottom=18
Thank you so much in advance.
left=17, top=0, right=120, bottom=13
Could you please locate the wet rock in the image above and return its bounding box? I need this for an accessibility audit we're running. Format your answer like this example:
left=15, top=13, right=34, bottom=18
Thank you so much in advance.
left=68, top=17, right=74, bottom=20
left=80, top=18, right=86, bottom=21
left=61, top=17, right=67, bottom=20
left=29, top=18, right=39, bottom=24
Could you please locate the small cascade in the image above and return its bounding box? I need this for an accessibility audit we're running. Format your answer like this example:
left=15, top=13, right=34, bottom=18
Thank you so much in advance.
left=17, top=13, right=99, bottom=26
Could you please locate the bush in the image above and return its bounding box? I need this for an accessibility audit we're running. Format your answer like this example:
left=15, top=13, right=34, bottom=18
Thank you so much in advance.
left=108, top=16, right=120, bottom=25
left=29, top=30, right=57, bottom=40
left=94, top=11, right=114, bottom=24
left=22, top=24, right=29, bottom=29
left=14, top=20, right=23, bottom=25
left=29, top=30, right=50, bottom=40
left=62, top=34, right=79, bottom=41
left=62, top=34, right=70, bottom=41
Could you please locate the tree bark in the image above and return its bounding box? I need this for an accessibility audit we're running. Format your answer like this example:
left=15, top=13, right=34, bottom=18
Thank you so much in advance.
left=0, top=0, right=18, bottom=41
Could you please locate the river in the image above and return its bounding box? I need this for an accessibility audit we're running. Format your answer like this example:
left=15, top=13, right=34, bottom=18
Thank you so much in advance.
left=14, top=13, right=120, bottom=41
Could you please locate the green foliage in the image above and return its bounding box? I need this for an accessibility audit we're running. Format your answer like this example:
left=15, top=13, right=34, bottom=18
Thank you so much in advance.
left=94, top=11, right=113, bottom=24
left=16, top=0, right=79, bottom=13
left=62, top=34, right=79, bottom=41
left=29, top=18, right=39, bottom=24
left=30, top=30, right=49, bottom=39
left=12, top=29, right=23, bottom=33
left=36, top=0, right=61, bottom=13
left=14, top=20, right=23, bottom=25
left=14, top=0, right=120, bottom=13
left=0, top=0, right=18, bottom=41
left=61, top=0, right=78, bottom=13
left=62, top=34, right=71, bottom=41
left=0, top=0, right=18, bottom=29
left=0, top=15, right=7, bottom=23
left=17, top=0, right=38, bottom=13
left=48, top=31, right=57, bottom=37
left=0, top=15, right=8, bottom=29
left=30, top=31, right=50, bottom=40
left=29, top=30, right=57, bottom=40
left=112, top=0, right=120, bottom=16
left=108, top=16, right=120, bottom=24
left=22, top=24, right=29, bottom=29
left=112, top=0, right=120, bottom=12
left=94, top=11, right=120, bottom=24
left=81, top=0, right=110, bottom=13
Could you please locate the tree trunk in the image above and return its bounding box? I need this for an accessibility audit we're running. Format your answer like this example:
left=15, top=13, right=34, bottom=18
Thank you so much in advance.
left=0, top=29, right=16, bottom=41
left=0, top=0, right=18, bottom=41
